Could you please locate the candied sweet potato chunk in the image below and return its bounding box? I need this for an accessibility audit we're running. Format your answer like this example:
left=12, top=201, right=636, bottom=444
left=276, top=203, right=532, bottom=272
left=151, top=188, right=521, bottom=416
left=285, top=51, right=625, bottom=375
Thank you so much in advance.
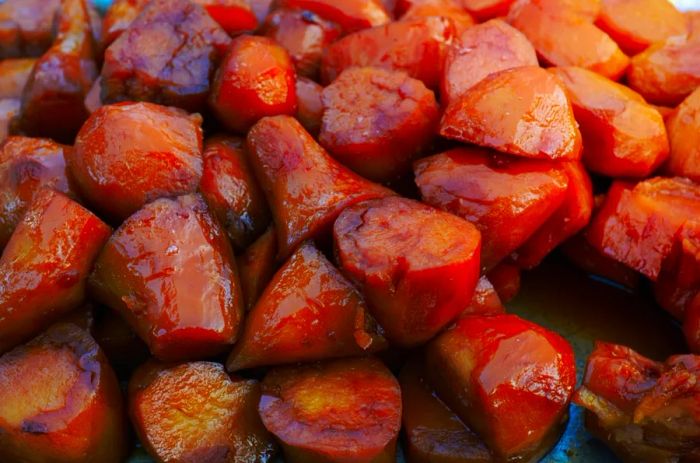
left=550, top=66, right=669, bottom=178
left=101, top=0, right=149, bottom=46
left=596, top=0, right=686, bottom=55
left=400, top=0, right=475, bottom=33
left=654, top=222, right=700, bottom=320
left=0, top=190, right=111, bottom=354
left=334, top=196, right=481, bottom=347
left=228, top=242, right=386, bottom=370
left=279, top=0, right=390, bottom=33
left=667, top=87, right=700, bottom=182
left=441, top=66, right=582, bottom=161
left=426, top=314, right=576, bottom=462
left=462, top=276, right=506, bottom=318
left=575, top=343, right=700, bottom=462
left=321, top=16, right=456, bottom=90
left=400, top=359, right=493, bottom=463
left=0, top=58, right=35, bottom=99
left=320, top=67, right=439, bottom=183
left=130, top=361, right=276, bottom=463
left=0, top=136, right=74, bottom=250
left=508, top=0, right=629, bottom=81
left=199, top=136, right=270, bottom=250
left=587, top=178, right=700, bottom=281
left=461, top=0, right=516, bottom=20
left=90, top=194, right=243, bottom=361
left=194, top=0, right=259, bottom=35
left=69, top=102, right=203, bottom=222
left=0, top=0, right=60, bottom=59
left=237, top=227, right=278, bottom=311
left=486, top=262, right=522, bottom=303
left=0, top=324, right=127, bottom=463
left=441, top=19, right=537, bottom=106
left=247, top=115, right=392, bottom=259
left=295, top=76, right=324, bottom=135
left=102, top=0, right=231, bottom=113
left=259, top=357, right=402, bottom=463
left=210, top=35, right=297, bottom=133
left=415, top=147, right=569, bottom=269
left=263, top=8, right=340, bottom=79
left=16, top=0, right=98, bottom=143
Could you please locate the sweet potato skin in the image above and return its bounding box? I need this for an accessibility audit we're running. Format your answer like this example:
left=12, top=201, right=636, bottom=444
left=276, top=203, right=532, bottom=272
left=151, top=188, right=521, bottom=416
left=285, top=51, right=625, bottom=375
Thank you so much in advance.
left=666, top=87, right=700, bottom=182
left=279, top=0, right=390, bottom=33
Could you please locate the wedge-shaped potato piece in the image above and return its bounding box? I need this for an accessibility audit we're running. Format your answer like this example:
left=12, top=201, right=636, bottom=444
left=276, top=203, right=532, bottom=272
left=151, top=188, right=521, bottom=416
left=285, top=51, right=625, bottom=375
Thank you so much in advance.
left=415, top=147, right=569, bottom=269
left=0, top=58, right=36, bottom=99
left=227, top=242, right=386, bottom=370
left=667, top=87, right=700, bottom=182
left=237, top=227, right=278, bottom=311
left=441, top=66, right=582, bottom=161
left=426, top=314, right=576, bottom=462
left=334, top=196, right=481, bottom=347
left=130, top=361, right=277, bottom=463
left=0, top=190, right=111, bottom=354
left=90, top=194, right=243, bottom=361
left=279, top=0, right=390, bottom=33
left=69, top=102, right=203, bottom=222
left=320, top=67, right=439, bottom=183
left=247, top=115, right=392, bottom=259
left=0, top=323, right=128, bottom=463
left=259, top=357, right=401, bottom=463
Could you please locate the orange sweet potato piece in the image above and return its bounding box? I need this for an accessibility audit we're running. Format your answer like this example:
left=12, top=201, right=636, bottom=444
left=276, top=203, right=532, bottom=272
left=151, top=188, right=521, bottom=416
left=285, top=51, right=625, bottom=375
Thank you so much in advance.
left=263, top=8, right=340, bottom=79
left=400, top=359, right=493, bottom=463
left=508, top=0, right=629, bottom=81
left=16, top=0, right=98, bottom=143
left=441, top=19, right=537, bottom=106
left=237, top=227, right=278, bottom=311
left=587, top=178, right=700, bottom=280
left=400, top=0, right=476, bottom=33
left=461, top=0, right=516, bottom=20
left=426, top=314, right=576, bottom=461
left=199, top=136, right=270, bottom=250
left=227, top=242, right=386, bottom=370
left=486, top=262, right=522, bottom=303
left=0, top=190, right=111, bottom=354
left=69, top=102, right=203, bottom=222
left=0, top=136, right=75, bottom=250
left=319, top=67, right=439, bottom=182
left=0, top=0, right=60, bottom=59
left=194, top=0, right=259, bottom=35
left=92, top=308, right=149, bottom=374
left=0, top=323, right=128, bottom=463
left=130, top=361, right=277, bottom=463
left=549, top=66, right=669, bottom=178
left=209, top=35, right=297, bottom=133
left=279, top=0, right=390, bottom=33
left=90, top=194, right=243, bottom=361
left=514, top=161, right=593, bottom=268
left=440, top=66, right=582, bottom=161
left=101, top=0, right=149, bottom=46
left=321, top=16, right=457, bottom=90
left=334, top=196, right=481, bottom=347
left=295, top=76, right=324, bottom=135
left=596, top=0, right=686, bottom=55
left=654, top=222, right=700, bottom=320
left=666, top=87, right=700, bottom=182
left=259, top=357, right=402, bottom=463
left=688, top=11, right=700, bottom=40
left=461, top=276, right=506, bottom=318
left=0, top=58, right=35, bottom=99
left=102, top=0, right=231, bottom=113
left=627, top=35, right=700, bottom=106
left=246, top=115, right=393, bottom=259
left=414, top=147, right=569, bottom=269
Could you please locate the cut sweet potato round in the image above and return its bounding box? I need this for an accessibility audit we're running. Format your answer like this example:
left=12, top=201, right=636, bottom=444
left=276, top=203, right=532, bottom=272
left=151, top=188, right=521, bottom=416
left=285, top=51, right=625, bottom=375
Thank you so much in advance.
left=666, top=87, right=700, bottom=182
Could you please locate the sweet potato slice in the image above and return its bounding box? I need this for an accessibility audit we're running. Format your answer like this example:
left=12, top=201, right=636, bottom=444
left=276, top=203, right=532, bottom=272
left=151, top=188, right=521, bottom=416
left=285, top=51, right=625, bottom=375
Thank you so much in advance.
left=227, top=242, right=386, bottom=370
left=549, top=66, right=669, bottom=178
left=0, top=58, right=35, bottom=99
left=596, top=0, right=686, bottom=55
left=90, top=194, right=243, bottom=361
left=321, top=17, right=457, bottom=89
left=426, top=314, right=576, bottom=462
left=101, top=0, right=231, bottom=113
left=320, top=67, right=439, bottom=182
left=279, top=0, right=390, bottom=33
left=486, top=262, right=522, bottom=303
left=0, top=324, right=127, bottom=463
left=587, top=178, right=700, bottom=281
left=246, top=115, right=393, bottom=259
left=514, top=161, right=593, bottom=269
left=0, top=136, right=74, bottom=250
left=101, top=0, right=149, bottom=46
left=654, top=222, right=700, bottom=320
left=508, top=0, right=629, bottom=81
left=194, top=0, right=259, bottom=35
left=666, top=87, right=700, bottom=182
left=237, top=227, right=278, bottom=311
left=0, top=0, right=60, bottom=59
left=199, top=136, right=270, bottom=250
left=440, top=66, right=582, bottom=161
left=400, top=359, right=493, bottom=463
left=400, top=0, right=475, bottom=33
left=16, top=0, right=98, bottom=143
left=441, top=19, right=537, bottom=106
left=0, top=190, right=111, bottom=354
left=295, top=76, right=324, bottom=135
left=461, top=276, right=506, bottom=318
left=130, top=361, right=277, bottom=463
left=334, top=196, right=481, bottom=347
left=69, top=102, right=203, bottom=222
left=414, top=147, right=569, bottom=269
left=259, top=357, right=402, bottom=463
